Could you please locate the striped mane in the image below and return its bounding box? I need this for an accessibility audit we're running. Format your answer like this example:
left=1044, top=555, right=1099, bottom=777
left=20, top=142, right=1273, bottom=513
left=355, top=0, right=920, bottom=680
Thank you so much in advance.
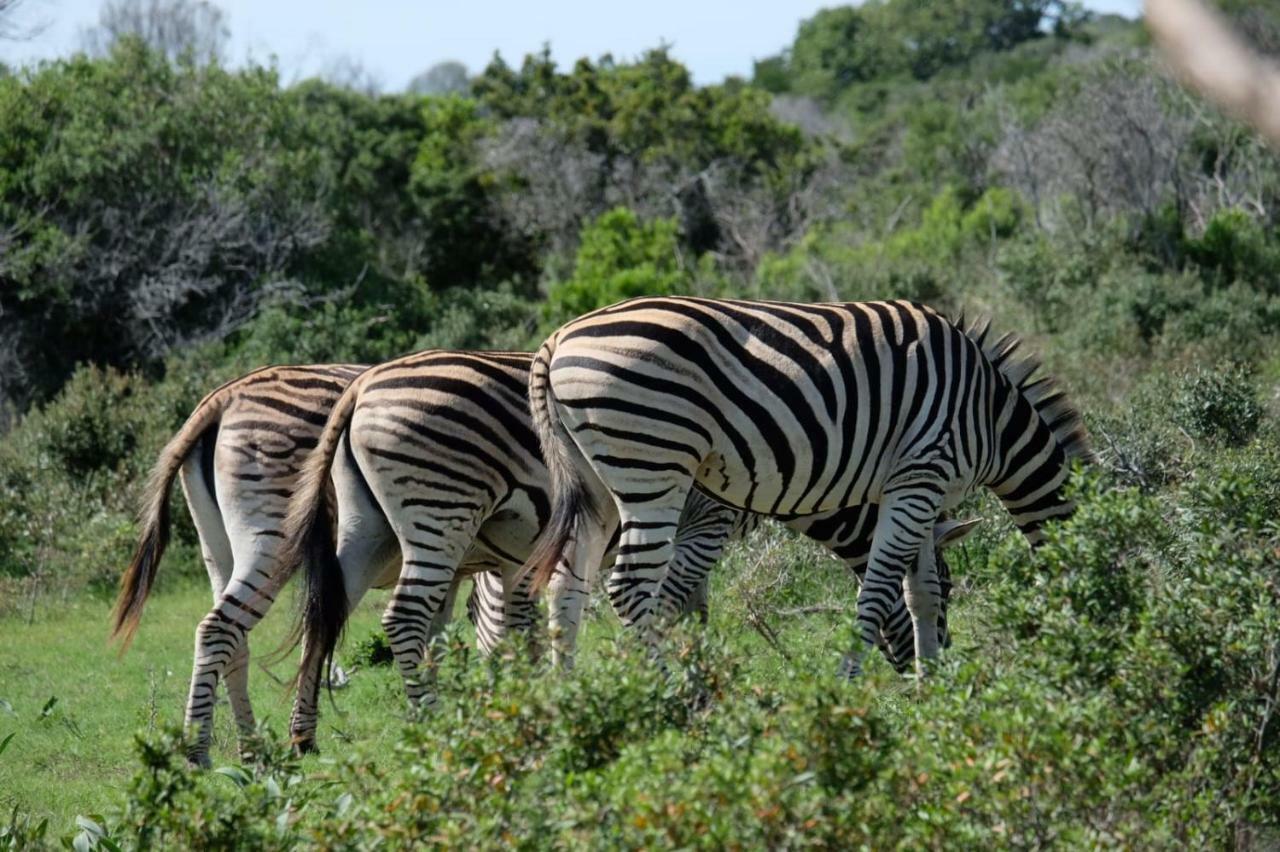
left=959, top=316, right=1096, bottom=466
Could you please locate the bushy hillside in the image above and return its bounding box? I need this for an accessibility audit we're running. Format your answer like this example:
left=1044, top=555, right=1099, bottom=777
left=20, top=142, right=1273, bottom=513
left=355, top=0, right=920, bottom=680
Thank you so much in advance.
left=1, top=1, right=1278, bottom=847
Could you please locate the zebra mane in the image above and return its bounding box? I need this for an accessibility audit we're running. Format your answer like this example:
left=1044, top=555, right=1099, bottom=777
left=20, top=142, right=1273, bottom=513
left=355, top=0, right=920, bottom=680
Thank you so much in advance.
left=958, top=315, right=1096, bottom=465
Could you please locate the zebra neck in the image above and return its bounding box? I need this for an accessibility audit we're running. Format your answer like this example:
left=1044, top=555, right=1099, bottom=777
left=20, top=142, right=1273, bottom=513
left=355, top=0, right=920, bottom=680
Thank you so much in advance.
left=988, top=395, right=1075, bottom=546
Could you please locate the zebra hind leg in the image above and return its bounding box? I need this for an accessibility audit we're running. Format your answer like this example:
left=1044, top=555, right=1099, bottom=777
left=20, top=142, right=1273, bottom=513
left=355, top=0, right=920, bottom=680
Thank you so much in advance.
left=546, top=517, right=614, bottom=670
left=177, top=458, right=235, bottom=769
left=288, top=514, right=397, bottom=755
left=380, top=528, right=473, bottom=716
left=223, top=641, right=259, bottom=762
left=608, top=488, right=693, bottom=661
left=185, top=552, right=280, bottom=768
left=841, top=488, right=941, bottom=679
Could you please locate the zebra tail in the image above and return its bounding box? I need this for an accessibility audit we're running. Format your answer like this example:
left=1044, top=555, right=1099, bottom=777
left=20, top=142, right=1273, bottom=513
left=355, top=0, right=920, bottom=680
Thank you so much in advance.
left=278, top=377, right=362, bottom=692
left=110, top=380, right=231, bottom=652
left=523, top=337, right=597, bottom=594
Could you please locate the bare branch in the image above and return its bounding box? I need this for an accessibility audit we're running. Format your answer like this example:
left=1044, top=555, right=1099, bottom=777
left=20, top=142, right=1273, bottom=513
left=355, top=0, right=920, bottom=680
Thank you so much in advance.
left=80, top=0, right=229, bottom=64
left=0, top=0, right=51, bottom=41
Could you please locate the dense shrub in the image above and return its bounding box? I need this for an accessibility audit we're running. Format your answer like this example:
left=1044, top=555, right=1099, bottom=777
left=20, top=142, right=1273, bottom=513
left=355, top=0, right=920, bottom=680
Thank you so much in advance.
left=541, top=208, right=686, bottom=330
left=1185, top=208, right=1280, bottom=292
left=348, top=631, right=394, bottom=668
left=30, top=366, right=143, bottom=476
left=1173, top=362, right=1264, bottom=447
left=45, top=461, right=1268, bottom=850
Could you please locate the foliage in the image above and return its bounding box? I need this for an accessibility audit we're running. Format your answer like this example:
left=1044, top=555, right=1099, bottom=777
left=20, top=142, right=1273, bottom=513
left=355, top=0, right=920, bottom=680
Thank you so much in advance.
left=772, top=0, right=1085, bottom=100
left=1173, top=362, right=1265, bottom=447
left=67, top=470, right=1279, bottom=846
left=542, top=208, right=685, bottom=329
left=348, top=631, right=393, bottom=668
left=1184, top=208, right=1280, bottom=292
left=4, top=1, right=1280, bottom=845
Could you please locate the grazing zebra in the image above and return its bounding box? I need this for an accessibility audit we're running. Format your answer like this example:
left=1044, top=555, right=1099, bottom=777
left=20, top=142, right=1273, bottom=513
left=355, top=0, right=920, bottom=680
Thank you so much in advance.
left=523, top=297, right=1092, bottom=675
left=282, top=349, right=975, bottom=753
left=110, top=364, right=533, bottom=768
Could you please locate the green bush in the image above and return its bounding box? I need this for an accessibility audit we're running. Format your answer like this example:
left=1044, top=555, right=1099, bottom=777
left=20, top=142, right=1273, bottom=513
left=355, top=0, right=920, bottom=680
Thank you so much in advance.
left=30, top=366, right=143, bottom=476
left=542, top=208, right=686, bottom=330
left=85, top=462, right=1279, bottom=847
left=1173, top=362, right=1264, bottom=447
left=349, top=631, right=394, bottom=668
left=1185, top=208, right=1280, bottom=293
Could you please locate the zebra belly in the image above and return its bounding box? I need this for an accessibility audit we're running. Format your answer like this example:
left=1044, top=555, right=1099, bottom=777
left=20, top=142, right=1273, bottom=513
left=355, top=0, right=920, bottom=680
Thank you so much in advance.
left=692, top=449, right=883, bottom=518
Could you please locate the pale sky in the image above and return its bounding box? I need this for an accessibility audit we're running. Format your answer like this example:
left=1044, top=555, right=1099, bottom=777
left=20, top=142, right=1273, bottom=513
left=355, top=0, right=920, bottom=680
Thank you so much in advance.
left=2, top=0, right=1144, bottom=89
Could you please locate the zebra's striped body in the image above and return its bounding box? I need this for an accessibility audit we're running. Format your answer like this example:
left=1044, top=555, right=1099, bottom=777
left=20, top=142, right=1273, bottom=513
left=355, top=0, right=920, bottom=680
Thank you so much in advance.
left=524, top=297, right=1091, bottom=674
left=111, top=364, right=528, bottom=767
left=280, top=349, right=687, bottom=750
left=283, top=349, right=972, bottom=752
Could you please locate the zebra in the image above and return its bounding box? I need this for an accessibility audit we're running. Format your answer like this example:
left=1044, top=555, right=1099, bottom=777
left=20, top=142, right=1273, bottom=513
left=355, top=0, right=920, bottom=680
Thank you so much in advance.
left=281, top=349, right=978, bottom=753
left=109, top=363, right=537, bottom=768
left=522, top=297, right=1092, bottom=676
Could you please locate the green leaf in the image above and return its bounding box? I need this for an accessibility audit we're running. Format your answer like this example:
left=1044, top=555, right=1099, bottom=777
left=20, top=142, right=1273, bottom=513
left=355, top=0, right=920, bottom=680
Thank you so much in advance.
left=74, top=815, right=104, bottom=837
left=214, top=765, right=252, bottom=789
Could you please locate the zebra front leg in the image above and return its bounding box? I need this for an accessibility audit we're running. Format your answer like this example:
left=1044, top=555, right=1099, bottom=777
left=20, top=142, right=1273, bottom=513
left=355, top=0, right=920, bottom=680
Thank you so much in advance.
left=903, top=530, right=945, bottom=674
left=840, top=488, right=940, bottom=679
left=660, top=493, right=740, bottom=626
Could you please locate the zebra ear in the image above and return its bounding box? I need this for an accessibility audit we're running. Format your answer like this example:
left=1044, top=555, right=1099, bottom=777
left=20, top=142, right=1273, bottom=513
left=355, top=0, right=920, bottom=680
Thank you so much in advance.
left=934, top=518, right=981, bottom=548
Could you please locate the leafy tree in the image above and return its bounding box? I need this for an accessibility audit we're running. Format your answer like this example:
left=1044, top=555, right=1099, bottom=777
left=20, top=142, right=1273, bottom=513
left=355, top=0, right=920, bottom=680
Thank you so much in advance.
left=408, top=94, right=538, bottom=292
left=407, top=60, right=469, bottom=95
left=788, top=6, right=879, bottom=100
left=473, top=48, right=819, bottom=269
left=0, top=42, right=328, bottom=409
left=785, top=0, right=1086, bottom=99
left=751, top=54, right=790, bottom=94
left=542, top=207, right=684, bottom=328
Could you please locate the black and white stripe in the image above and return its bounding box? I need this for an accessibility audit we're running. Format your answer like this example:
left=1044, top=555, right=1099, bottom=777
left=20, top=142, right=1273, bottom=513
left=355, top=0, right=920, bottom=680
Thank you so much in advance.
left=524, top=297, right=1092, bottom=674
left=283, top=348, right=961, bottom=752
left=112, top=364, right=532, bottom=767
left=114, top=364, right=365, bottom=766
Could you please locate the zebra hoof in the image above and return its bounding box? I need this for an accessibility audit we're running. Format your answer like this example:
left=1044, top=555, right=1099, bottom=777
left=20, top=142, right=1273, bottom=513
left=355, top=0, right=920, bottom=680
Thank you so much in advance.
left=835, top=656, right=862, bottom=680
left=292, top=736, right=318, bottom=757
left=321, top=663, right=350, bottom=690
left=186, top=751, right=213, bottom=771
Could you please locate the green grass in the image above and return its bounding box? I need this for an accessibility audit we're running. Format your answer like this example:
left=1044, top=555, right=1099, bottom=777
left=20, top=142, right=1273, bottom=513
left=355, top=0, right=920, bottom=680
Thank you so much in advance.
left=0, top=582, right=402, bottom=830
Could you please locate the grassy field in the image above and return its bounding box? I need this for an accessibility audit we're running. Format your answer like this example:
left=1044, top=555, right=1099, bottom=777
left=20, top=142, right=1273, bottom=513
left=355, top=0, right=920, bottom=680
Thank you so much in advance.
left=0, top=581, right=401, bottom=829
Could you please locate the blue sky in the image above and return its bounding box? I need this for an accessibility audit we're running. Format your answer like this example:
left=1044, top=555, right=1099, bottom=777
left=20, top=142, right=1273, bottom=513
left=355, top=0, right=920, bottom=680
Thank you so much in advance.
left=3, top=0, right=1144, bottom=88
